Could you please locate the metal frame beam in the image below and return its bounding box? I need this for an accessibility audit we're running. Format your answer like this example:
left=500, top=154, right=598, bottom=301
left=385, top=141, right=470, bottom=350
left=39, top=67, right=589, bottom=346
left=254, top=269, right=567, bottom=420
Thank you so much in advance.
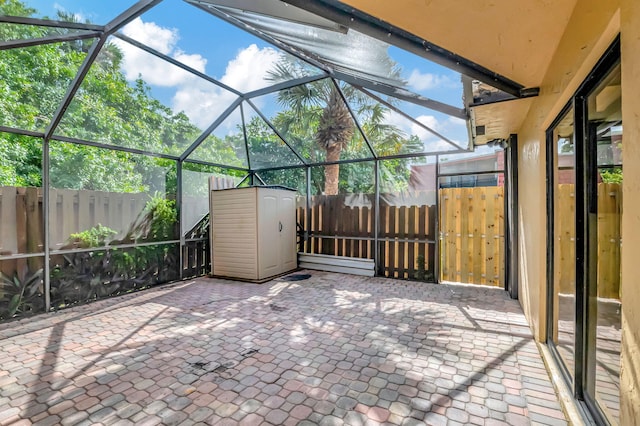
left=252, top=148, right=469, bottom=173
left=253, top=172, right=267, bottom=186
left=239, top=102, right=252, bottom=170
left=49, top=135, right=181, bottom=160
left=42, top=139, right=51, bottom=312
left=374, top=159, right=380, bottom=274
left=177, top=160, right=184, bottom=280
left=306, top=166, right=312, bottom=245
left=434, top=155, right=440, bottom=283
left=104, top=0, right=163, bottom=34
left=182, top=158, right=249, bottom=173
left=49, top=239, right=181, bottom=256
left=42, top=1, right=162, bottom=140
left=243, top=74, right=329, bottom=100
left=236, top=174, right=251, bottom=187
left=0, top=252, right=45, bottom=261
left=505, top=134, right=518, bottom=300
left=0, top=31, right=100, bottom=50
left=0, top=15, right=104, bottom=31
left=0, top=126, right=44, bottom=138
left=438, top=169, right=505, bottom=179
left=336, top=72, right=466, bottom=119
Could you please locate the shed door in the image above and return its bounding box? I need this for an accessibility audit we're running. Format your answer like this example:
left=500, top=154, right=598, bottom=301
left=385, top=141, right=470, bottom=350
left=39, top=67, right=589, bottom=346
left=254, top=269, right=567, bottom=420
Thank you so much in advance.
left=279, top=192, right=297, bottom=272
left=258, top=191, right=280, bottom=279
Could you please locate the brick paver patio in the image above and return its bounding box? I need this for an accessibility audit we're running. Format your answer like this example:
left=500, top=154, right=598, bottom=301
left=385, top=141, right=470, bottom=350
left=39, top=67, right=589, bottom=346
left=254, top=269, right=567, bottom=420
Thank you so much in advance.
left=0, top=271, right=567, bottom=425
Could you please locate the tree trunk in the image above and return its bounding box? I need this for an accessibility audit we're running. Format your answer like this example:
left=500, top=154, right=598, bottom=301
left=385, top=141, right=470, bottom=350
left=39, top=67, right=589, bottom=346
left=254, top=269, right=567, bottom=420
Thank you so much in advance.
left=324, top=144, right=342, bottom=195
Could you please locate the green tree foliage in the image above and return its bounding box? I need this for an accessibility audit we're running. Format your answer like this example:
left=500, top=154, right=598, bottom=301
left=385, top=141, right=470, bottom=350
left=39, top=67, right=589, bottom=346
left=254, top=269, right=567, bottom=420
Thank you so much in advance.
left=0, top=0, right=214, bottom=193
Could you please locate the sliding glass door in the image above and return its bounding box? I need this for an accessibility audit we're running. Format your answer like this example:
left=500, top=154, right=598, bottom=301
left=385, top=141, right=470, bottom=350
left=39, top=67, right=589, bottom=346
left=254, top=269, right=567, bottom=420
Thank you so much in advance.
left=584, top=63, right=622, bottom=423
left=548, top=105, right=577, bottom=384
left=547, top=38, right=621, bottom=425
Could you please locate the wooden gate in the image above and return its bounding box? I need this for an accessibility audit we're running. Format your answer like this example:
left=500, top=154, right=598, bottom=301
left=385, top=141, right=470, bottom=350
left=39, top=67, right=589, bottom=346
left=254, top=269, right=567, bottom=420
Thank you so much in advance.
left=439, top=186, right=505, bottom=287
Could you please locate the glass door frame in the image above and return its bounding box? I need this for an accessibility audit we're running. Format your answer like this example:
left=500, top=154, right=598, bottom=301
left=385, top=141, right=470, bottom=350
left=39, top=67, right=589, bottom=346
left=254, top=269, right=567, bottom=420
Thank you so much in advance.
left=545, top=36, right=620, bottom=425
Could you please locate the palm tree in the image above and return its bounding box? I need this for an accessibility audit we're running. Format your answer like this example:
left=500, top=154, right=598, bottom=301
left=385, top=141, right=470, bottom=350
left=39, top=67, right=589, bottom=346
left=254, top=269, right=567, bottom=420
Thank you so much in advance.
left=315, top=84, right=355, bottom=194
left=267, top=58, right=405, bottom=195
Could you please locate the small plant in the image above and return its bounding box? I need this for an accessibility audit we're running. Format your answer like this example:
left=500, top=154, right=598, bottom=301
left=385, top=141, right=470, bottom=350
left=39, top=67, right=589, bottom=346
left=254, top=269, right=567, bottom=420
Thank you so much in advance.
left=600, top=168, right=623, bottom=184
left=124, top=193, right=177, bottom=242
left=70, top=224, right=117, bottom=248
left=0, top=266, right=43, bottom=320
left=145, top=193, right=178, bottom=241
left=414, top=254, right=435, bottom=282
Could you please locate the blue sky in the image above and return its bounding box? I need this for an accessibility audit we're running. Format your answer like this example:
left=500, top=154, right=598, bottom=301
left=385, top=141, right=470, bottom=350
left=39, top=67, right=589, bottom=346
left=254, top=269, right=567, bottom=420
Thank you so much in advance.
left=24, top=0, right=470, bottom=150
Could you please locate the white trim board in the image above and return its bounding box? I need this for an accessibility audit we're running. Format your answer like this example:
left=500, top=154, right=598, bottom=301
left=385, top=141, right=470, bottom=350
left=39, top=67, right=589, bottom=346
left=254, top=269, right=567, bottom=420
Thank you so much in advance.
left=298, top=253, right=375, bottom=277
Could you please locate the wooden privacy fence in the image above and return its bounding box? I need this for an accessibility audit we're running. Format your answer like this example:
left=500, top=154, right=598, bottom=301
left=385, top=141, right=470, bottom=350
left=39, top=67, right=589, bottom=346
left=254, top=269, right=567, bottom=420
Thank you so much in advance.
left=0, top=186, right=42, bottom=256
left=297, top=195, right=374, bottom=260
left=0, top=186, right=150, bottom=255
left=439, top=186, right=505, bottom=287
left=49, top=189, right=149, bottom=248
left=379, top=202, right=437, bottom=280
left=555, top=183, right=622, bottom=299
left=297, top=194, right=438, bottom=280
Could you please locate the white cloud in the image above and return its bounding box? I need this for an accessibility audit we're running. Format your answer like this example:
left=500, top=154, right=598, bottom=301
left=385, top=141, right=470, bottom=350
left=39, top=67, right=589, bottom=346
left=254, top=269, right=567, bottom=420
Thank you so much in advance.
left=446, top=116, right=466, bottom=127
left=173, top=50, right=207, bottom=73
left=412, top=115, right=443, bottom=144
left=382, top=111, right=455, bottom=151
left=171, top=82, right=238, bottom=130
left=385, top=111, right=439, bottom=141
left=219, top=44, right=281, bottom=93
left=121, top=18, right=176, bottom=54
left=114, top=18, right=281, bottom=129
left=407, top=69, right=460, bottom=91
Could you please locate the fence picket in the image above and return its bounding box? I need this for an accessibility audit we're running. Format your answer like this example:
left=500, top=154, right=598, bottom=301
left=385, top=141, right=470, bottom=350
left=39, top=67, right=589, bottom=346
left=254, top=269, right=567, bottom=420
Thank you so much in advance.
left=0, top=187, right=17, bottom=255
left=25, top=187, right=42, bottom=255
left=473, top=188, right=485, bottom=285
left=460, top=188, right=471, bottom=283
left=496, top=188, right=505, bottom=287
left=15, top=188, right=27, bottom=254
left=408, top=206, right=416, bottom=279
left=418, top=205, right=427, bottom=276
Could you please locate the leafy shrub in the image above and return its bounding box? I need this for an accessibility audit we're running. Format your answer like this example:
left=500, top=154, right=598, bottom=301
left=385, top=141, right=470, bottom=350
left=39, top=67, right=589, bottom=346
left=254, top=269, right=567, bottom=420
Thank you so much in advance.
left=145, top=193, right=178, bottom=241
left=123, top=193, right=177, bottom=242
left=70, top=224, right=117, bottom=248
left=600, top=168, right=623, bottom=184
left=0, top=266, right=43, bottom=320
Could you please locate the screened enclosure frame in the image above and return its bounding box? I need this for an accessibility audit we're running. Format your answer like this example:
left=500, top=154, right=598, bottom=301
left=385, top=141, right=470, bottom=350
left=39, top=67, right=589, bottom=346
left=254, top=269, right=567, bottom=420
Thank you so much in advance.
left=0, top=0, right=532, bottom=315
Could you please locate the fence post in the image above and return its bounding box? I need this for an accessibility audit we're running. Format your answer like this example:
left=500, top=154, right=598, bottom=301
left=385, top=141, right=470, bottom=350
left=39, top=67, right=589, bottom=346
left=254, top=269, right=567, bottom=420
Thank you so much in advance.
left=43, top=139, right=50, bottom=312
left=177, top=160, right=183, bottom=280
left=374, top=160, right=380, bottom=275
left=306, top=166, right=311, bottom=250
